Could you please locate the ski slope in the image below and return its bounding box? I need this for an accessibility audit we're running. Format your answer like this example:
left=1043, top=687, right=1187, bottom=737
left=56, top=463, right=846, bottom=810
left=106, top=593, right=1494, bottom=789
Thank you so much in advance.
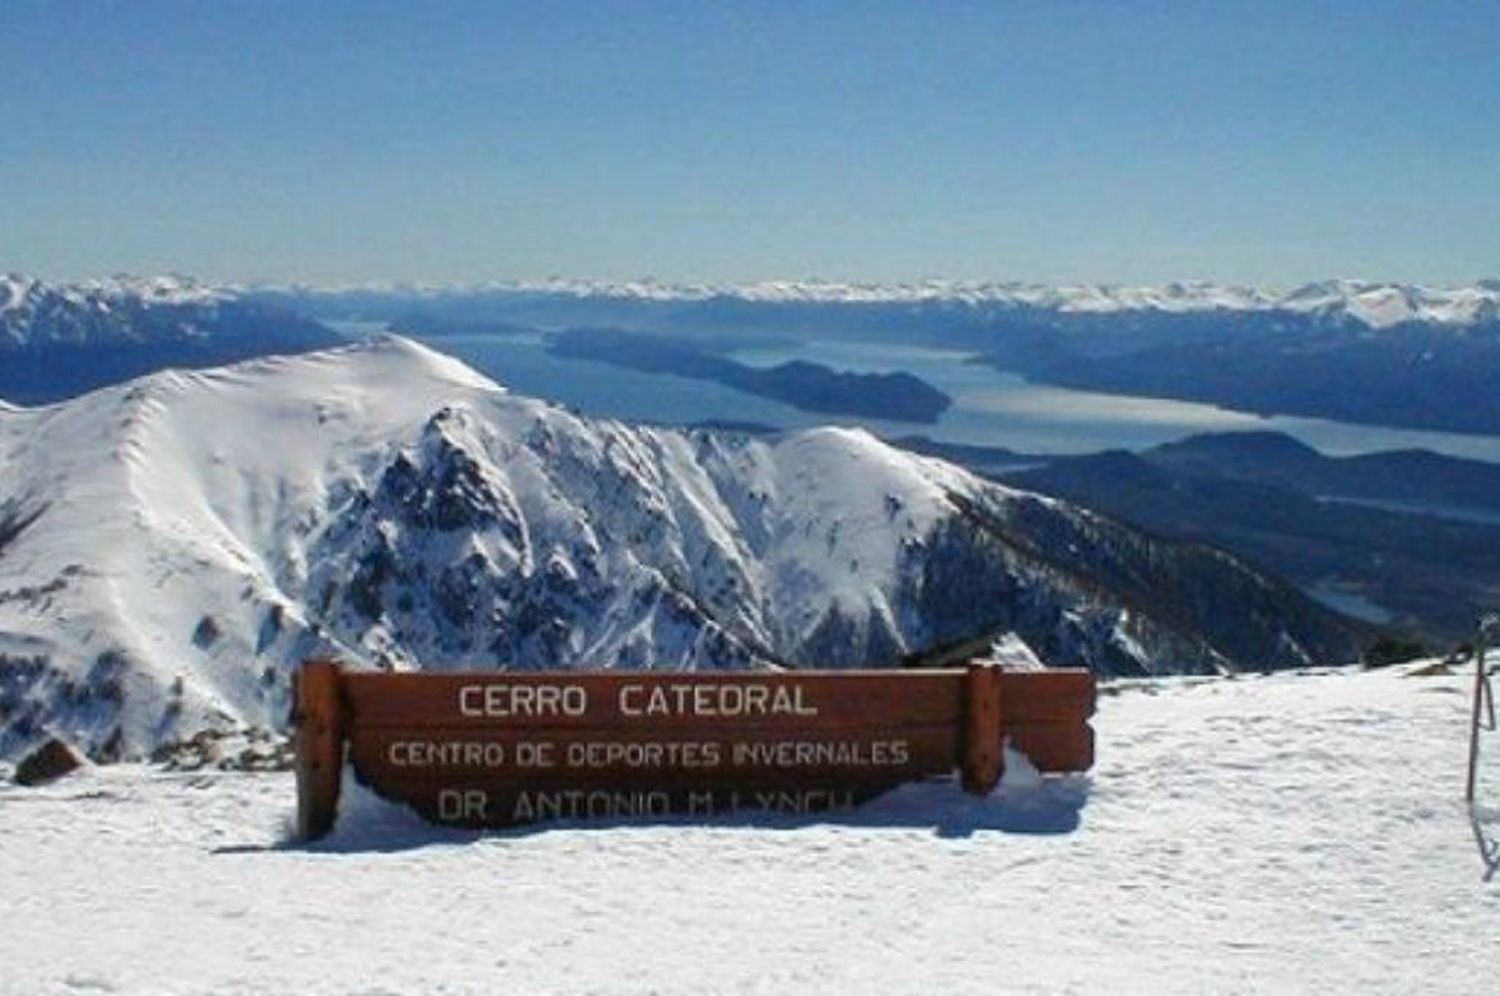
left=2, top=662, right=1495, bottom=994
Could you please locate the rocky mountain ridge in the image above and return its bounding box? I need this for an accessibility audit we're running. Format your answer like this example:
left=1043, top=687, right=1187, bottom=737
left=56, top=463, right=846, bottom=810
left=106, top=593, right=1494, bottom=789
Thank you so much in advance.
left=0, top=338, right=1373, bottom=763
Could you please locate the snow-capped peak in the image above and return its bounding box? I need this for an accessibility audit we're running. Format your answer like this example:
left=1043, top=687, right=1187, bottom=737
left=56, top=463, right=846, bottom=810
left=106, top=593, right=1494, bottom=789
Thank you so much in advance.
left=1, top=273, right=226, bottom=314
left=0, top=337, right=1366, bottom=763
left=82, top=273, right=227, bottom=307
left=521, top=276, right=1500, bottom=327
left=0, top=273, right=41, bottom=315
left=11, top=272, right=1500, bottom=330
left=260, top=274, right=1500, bottom=328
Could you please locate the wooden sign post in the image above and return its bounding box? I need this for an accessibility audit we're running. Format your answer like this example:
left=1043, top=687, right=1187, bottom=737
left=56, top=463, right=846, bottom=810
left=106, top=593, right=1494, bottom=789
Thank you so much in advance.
left=293, top=659, right=1095, bottom=839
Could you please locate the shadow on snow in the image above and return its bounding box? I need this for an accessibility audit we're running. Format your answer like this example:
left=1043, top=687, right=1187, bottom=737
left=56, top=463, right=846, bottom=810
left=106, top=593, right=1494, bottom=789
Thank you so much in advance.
left=1471, top=804, right=1499, bottom=883
left=217, top=772, right=1093, bottom=856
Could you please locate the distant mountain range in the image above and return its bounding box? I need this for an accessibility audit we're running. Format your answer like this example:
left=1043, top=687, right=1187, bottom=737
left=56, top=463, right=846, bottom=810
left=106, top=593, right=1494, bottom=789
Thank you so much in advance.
left=0, top=274, right=341, bottom=404
left=253, top=276, right=1500, bottom=329
left=14, top=273, right=1498, bottom=330
left=967, top=309, right=1500, bottom=436
left=0, top=338, right=1376, bottom=764
left=9, top=275, right=1500, bottom=430
left=998, top=432, right=1500, bottom=640
left=253, top=276, right=1500, bottom=436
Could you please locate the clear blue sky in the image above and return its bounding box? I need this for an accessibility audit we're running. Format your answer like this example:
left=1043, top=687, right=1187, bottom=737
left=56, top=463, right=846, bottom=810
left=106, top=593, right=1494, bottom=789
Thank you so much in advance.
left=2, top=1, right=1496, bottom=286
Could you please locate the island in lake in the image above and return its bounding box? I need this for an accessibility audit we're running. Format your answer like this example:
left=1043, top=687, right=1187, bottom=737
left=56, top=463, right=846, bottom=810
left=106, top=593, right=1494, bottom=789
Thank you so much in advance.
left=547, top=328, right=952, bottom=423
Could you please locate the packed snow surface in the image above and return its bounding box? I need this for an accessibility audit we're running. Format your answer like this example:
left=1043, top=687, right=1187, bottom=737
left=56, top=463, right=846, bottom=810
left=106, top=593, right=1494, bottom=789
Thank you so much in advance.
left=3, top=663, right=1496, bottom=994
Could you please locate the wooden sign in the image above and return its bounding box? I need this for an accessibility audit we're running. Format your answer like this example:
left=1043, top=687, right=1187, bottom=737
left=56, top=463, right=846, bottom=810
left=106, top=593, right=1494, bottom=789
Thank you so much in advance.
left=293, top=660, right=1096, bottom=839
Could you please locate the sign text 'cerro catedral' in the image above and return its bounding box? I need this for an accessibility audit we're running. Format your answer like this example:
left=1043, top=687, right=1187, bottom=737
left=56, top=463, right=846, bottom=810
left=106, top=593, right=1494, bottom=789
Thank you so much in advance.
left=292, top=661, right=1096, bottom=839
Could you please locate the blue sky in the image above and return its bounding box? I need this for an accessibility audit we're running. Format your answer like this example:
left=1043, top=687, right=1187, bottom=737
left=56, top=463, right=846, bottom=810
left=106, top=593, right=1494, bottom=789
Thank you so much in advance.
left=2, top=1, right=1496, bottom=286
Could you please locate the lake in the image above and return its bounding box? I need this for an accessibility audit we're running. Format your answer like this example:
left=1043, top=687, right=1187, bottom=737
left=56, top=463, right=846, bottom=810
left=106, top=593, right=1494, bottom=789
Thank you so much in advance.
left=335, top=326, right=1500, bottom=464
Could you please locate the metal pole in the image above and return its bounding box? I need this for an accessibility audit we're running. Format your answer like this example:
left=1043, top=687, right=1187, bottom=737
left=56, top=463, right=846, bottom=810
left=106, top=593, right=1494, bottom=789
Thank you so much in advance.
left=1467, top=617, right=1498, bottom=804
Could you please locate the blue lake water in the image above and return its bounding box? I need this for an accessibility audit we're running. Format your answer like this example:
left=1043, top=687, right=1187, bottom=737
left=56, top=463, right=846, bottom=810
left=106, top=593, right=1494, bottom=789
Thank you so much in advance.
left=1304, top=580, right=1396, bottom=626
left=1315, top=496, right=1500, bottom=527
left=341, top=326, right=1500, bottom=464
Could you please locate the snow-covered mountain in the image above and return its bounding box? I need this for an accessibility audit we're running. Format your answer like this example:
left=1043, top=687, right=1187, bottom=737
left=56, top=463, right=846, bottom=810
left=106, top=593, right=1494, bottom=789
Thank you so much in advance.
left=14, top=272, right=1496, bottom=341
left=1, top=273, right=227, bottom=337
left=263, top=276, right=1500, bottom=329
left=0, top=274, right=340, bottom=404
left=0, top=338, right=1370, bottom=763
left=522, top=276, right=1500, bottom=327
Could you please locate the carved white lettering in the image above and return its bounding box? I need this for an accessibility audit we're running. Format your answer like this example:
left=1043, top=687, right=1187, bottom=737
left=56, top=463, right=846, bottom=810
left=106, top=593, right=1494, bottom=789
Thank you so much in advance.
left=459, top=686, right=483, bottom=717
left=751, top=789, right=855, bottom=813
left=619, top=685, right=642, bottom=716
left=456, top=683, right=587, bottom=718
left=515, top=741, right=556, bottom=767
left=512, top=790, right=672, bottom=822
left=561, top=740, right=722, bottom=769
left=614, top=682, right=820, bottom=718
left=437, top=789, right=489, bottom=821
left=729, top=739, right=911, bottom=768
left=648, top=685, right=671, bottom=716
left=743, top=685, right=769, bottom=714
left=388, top=740, right=507, bottom=767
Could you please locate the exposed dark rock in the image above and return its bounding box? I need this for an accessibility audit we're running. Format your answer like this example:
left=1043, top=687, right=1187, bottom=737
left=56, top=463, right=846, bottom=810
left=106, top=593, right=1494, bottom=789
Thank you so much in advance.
left=0, top=499, right=48, bottom=558
left=15, top=737, right=83, bottom=786
left=192, top=615, right=222, bottom=649
left=256, top=604, right=285, bottom=653
left=87, top=651, right=128, bottom=705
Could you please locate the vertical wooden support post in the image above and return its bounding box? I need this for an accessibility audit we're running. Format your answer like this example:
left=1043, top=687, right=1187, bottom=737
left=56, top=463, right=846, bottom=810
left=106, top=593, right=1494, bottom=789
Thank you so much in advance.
left=294, top=658, right=345, bottom=841
left=962, top=662, right=1004, bottom=795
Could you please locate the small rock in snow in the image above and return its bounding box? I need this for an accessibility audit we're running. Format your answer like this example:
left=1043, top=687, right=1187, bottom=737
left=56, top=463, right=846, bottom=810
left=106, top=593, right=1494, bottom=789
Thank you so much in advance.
left=14, top=737, right=85, bottom=786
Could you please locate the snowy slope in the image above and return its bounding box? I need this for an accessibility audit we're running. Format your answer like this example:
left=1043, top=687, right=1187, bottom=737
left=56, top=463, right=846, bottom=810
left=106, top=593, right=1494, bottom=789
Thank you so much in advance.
left=0, top=338, right=1369, bottom=763
left=0, top=662, right=1494, bottom=994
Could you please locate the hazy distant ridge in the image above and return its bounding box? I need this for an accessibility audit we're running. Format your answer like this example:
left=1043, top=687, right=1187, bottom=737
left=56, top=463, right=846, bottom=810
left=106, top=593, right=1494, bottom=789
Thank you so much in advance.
left=254, top=276, right=1500, bottom=329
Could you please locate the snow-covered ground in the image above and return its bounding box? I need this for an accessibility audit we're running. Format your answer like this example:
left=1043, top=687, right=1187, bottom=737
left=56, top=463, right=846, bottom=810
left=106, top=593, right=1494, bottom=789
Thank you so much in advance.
left=3, top=662, right=1496, bottom=995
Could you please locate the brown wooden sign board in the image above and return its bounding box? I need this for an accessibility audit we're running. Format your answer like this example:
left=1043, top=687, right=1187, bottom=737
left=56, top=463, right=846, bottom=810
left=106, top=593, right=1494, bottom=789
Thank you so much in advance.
left=293, top=660, right=1096, bottom=839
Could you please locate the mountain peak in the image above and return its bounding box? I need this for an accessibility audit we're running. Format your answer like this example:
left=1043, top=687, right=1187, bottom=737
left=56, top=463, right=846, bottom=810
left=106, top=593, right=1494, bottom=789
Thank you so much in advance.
left=0, top=343, right=1371, bottom=763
